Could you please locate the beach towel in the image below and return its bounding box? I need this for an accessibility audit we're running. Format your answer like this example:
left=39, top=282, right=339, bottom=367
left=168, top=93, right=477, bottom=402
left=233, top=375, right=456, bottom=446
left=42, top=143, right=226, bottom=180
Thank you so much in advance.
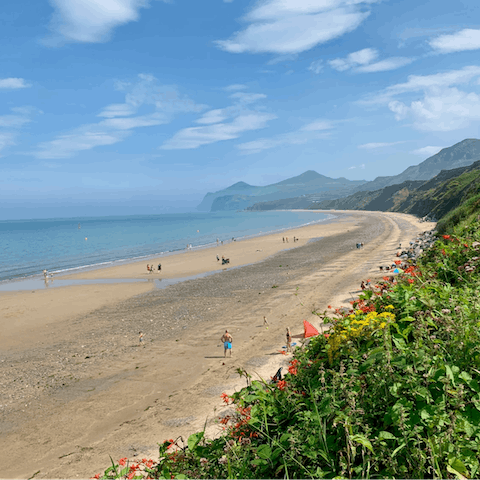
left=303, top=320, right=319, bottom=338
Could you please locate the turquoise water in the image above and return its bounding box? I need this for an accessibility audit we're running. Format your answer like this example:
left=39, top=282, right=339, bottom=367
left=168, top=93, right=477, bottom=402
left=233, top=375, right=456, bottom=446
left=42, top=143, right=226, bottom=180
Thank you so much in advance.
left=0, top=211, right=331, bottom=283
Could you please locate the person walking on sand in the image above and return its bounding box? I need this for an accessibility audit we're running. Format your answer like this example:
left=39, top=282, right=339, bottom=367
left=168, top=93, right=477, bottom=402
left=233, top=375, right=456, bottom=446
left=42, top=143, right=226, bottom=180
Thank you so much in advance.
left=286, top=328, right=292, bottom=353
left=158, top=263, right=162, bottom=271
left=139, top=332, right=144, bottom=344
left=146, top=264, right=150, bottom=273
left=221, top=330, right=233, bottom=357
left=216, top=255, right=220, bottom=262
left=263, top=316, right=269, bottom=329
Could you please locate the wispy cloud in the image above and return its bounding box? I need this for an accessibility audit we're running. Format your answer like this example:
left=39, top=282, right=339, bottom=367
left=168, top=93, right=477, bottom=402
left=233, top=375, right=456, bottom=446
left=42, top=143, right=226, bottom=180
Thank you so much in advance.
left=0, top=106, right=40, bottom=155
left=348, top=163, right=365, bottom=169
left=329, top=48, right=413, bottom=73
left=45, top=0, right=164, bottom=44
left=237, top=118, right=334, bottom=154
left=360, top=66, right=480, bottom=132
left=216, top=0, right=377, bottom=55
left=411, top=146, right=444, bottom=157
left=358, top=141, right=405, bottom=149
left=35, top=74, right=205, bottom=159
left=429, top=29, right=480, bottom=54
left=308, top=60, right=323, bottom=74
left=161, top=88, right=275, bottom=150
left=162, top=112, right=276, bottom=150
left=224, top=84, right=247, bottom=92
left=0, top=78, right=31, bottom=89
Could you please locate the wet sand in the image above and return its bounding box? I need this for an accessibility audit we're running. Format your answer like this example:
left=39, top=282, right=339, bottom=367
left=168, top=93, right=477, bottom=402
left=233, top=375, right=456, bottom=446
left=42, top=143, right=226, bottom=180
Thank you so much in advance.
left=0, top=211, right=435, bottom=478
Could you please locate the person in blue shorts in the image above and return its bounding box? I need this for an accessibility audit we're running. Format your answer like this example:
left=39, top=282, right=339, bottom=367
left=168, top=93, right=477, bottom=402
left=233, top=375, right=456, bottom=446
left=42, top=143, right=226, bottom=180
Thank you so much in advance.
left=221, top=330, right=233, bottom=357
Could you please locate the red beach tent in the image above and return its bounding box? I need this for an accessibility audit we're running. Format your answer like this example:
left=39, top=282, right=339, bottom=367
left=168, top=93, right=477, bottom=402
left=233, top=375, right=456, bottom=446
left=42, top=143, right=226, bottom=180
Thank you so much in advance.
left=303, top=320, right=319, bottom=338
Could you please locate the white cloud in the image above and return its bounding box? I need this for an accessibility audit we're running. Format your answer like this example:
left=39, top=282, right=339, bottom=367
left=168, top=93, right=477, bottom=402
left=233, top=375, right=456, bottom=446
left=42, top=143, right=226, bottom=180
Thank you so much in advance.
left=224, top=84, right=247, bottom=91
left=98, top=103, right=137, bottom=118
left=46, top=0, right=153, bottom=43
left=388, top=87, right=480, bottom=131
left=348, top=163, right=365, bottom=169
left=329, top=48, right=378, bottom=71
left=0, top=132, right=16, bottom=155
left=308, top=60, right=323, bottom=74
left=359, top=65, right=480, bottom=132
left=34, top=74, right=205, bottom=159
left=161, top=112, right=276, bottom=150
left=229, top=92, right=267, bottom=104
left=358, top=141, right=405, bottom=149
left=429, top=29, right=480, bottom=54
left=356, top=57, right=414, bottom=73
left=329, top=48, right=413, bottom=73
left=411, top=146, right=444, bottom=157
left=301, top=119, right=334, bottom=131
left=195, top=109, right=228, bottom=125
left=238, top=118, right=334, bottom=154
left=0, top=78, right=31, bottom=89
left=216, top=0, right=376, bottom=55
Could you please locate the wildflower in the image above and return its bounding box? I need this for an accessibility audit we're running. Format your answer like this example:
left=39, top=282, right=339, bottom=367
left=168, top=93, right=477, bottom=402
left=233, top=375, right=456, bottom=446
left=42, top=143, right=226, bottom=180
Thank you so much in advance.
left=220, top=393, right=231, bottom=404
left=277, top=380, right=287, bottom=390
left=127, top=473, right=134, bottom=480
left=442, top=249, right=446, bottom=255
left=394, top=260, right=401, bottom=265
left=118, top=458, right=127, bottom=467
left=92, top=475, right=101, bottom=479
left=384, top=305, right=394, bottom=309
left=443, top=235, right=451, bottom=240
left=464, top=243, right=469, bottom=248
left=200, top=457, right=208, bottom=466
left=441, top=309, right=451, bottom=314
left=328, top=305, right=332, bottom=309
left=408, top=278, right=414, bottom=284
left=218, top=456, right=228, bottom=465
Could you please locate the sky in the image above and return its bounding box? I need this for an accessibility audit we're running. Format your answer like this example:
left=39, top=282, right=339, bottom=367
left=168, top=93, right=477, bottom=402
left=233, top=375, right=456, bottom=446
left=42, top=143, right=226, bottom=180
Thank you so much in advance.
left=1, top=0, right=480, bottom=219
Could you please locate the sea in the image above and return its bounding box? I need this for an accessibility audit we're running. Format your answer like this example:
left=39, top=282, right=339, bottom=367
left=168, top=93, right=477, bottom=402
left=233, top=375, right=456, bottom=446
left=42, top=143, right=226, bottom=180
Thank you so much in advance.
left=0, top=210, right=332, bottom=284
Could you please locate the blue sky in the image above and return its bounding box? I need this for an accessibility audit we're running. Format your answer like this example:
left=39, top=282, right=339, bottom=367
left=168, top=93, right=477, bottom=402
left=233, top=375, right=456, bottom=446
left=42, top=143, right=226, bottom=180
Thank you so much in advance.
left=2, top=0, right=480, bottom=218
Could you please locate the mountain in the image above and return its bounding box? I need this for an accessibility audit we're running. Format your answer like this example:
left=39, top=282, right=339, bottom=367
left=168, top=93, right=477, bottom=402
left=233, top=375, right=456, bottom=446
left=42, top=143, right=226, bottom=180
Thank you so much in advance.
left=353, top=138, right=480, bottom=192
left=310, top=160, right=480, bottom=225
left=197, top=170, right=366, bottom=212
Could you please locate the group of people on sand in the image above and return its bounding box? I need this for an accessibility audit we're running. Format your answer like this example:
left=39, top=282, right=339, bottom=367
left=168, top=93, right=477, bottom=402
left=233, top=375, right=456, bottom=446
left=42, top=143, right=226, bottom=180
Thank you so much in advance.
left=282, top=236, right=299, bottom=243
left=216, top=255, right=230, bottom=265
left=146, top=263, right=161, bottom=273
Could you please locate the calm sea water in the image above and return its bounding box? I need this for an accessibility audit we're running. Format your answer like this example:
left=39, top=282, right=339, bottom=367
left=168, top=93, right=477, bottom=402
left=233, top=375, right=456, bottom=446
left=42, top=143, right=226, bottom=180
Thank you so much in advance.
left=0, top=210, right=331, bottom=283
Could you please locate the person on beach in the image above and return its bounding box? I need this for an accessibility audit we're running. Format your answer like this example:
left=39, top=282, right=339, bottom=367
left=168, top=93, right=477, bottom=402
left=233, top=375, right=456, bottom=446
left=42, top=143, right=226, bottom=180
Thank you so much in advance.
left=216, top=255, right=220, bottom=262
left=221, top=330, right=233, bottom=357
left=360, top=280, right=366, bottom=291
left=286, top=328, right=292, bottom=353
left=263, top=316, right=269, bottom=329
left=158, top=263, right=161, bottom=271
left=146, top=264, right=150, bottom=273
left=286, top=237, right=289, bottom=243
left=283, top=237, right=285, bottom=243
left=139, top=332, right=144, bottom=344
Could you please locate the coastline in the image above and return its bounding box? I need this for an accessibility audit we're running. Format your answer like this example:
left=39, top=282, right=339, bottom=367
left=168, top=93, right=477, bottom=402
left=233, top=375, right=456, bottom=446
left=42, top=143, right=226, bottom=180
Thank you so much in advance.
left=0, top=211, right=435, bottom=479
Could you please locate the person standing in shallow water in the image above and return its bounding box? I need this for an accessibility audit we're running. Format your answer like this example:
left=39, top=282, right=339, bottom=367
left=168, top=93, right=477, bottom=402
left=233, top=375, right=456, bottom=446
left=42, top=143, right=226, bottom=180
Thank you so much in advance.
left=221, top=330, right=233, bottom=357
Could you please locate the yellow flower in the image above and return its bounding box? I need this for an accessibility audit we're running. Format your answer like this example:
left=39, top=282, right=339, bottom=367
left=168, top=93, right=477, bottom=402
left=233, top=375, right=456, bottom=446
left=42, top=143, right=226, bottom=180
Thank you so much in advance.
left=384, top=305, right=394, bottom=310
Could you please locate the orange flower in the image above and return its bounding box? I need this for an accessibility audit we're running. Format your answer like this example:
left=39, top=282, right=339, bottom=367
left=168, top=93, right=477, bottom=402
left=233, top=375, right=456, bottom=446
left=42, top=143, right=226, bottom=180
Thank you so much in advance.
left=443, top=235, right=450, bottom=239
left=118, top=458, right=127, bottom=466
left=327, top=305, right=332, bottom=309
left=220, top=393, right=231, bottom=404
left=408, top=278, right=414, bottom=284
left=277, top=380, right=287, bottom=390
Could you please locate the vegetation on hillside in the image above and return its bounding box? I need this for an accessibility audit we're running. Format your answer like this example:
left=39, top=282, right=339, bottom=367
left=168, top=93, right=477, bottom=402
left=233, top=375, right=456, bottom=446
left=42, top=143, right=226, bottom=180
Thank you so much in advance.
left=96, top=202, right=480, bottom=479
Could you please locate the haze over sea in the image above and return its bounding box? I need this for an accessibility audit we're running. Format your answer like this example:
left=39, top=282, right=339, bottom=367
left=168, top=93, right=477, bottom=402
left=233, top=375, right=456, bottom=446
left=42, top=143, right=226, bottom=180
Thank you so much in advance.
left=0, top=210, right=330, bottom=283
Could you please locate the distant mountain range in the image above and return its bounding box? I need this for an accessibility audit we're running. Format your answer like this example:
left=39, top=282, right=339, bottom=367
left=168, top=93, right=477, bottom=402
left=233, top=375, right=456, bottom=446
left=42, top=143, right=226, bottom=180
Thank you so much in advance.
left=245, top=138, right=480, bottom=212
left=197, top=171, right=366, bottom=212
left=311, top=158, right=480, bottom=225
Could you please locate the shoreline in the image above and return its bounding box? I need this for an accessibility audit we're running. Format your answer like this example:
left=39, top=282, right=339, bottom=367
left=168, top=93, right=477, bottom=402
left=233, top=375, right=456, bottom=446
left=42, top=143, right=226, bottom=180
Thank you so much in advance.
left=0, top=211, right=335, bottom=286
left=0, top=211, right=435, bottom=479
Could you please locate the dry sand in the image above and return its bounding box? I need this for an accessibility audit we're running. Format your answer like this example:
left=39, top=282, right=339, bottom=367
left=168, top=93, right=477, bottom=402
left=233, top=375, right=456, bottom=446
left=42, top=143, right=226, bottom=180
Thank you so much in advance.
left=0, top=211, right=435, bottom=478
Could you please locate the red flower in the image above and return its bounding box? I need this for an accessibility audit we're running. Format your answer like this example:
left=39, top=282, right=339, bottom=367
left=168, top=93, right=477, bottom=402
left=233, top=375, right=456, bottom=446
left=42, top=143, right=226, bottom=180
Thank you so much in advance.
left=408, top=278, right=414, bottom=284
left=220, top=393, right=231, bottom=404
left=394, top=260, right=401, bottom=265
left=118, top=458, right=127, bottom=466
left=327, top=305, right=332, bottom=309
left=382, top=276, right=390, bottom=281
left=92, top=474, right=100, bottom=479
left=442, top=249, right=446, bottom=255
left=464, top=243, right=469, bottom=248
left=127, top=472, right=134, bottom=480
left=288, top=365, right=298, bottom=375
left=443, top=235, right=450, bottom=239
left=277, top=380, right=287, bottom=390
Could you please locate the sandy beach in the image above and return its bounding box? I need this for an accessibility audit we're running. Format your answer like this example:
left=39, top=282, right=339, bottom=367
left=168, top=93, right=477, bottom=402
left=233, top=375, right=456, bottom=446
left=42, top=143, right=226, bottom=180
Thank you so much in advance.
left=0, top=211, right=435, bottom=478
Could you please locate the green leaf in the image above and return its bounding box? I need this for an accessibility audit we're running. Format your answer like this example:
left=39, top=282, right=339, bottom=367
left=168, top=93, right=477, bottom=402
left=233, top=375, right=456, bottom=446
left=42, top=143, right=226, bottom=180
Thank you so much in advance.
left=257, top=444, right=272, bottom=459
left=187, top=431, right=204, bottom=452
left=392, top=443, right=406, bottom=458
left=351, top=434, right=374, bottom=453
left=377, top=431, right=397, bottom=441
left=447, top=462, right=469, bottom=480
